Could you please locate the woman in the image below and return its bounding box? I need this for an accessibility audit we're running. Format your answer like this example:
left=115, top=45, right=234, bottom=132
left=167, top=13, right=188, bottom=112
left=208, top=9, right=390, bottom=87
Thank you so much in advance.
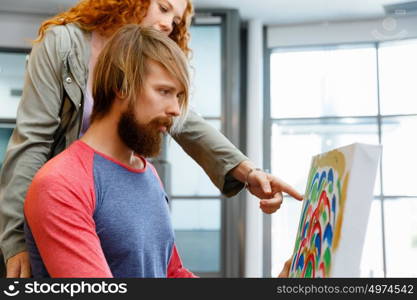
left=0, top=0, right=302, bottom=278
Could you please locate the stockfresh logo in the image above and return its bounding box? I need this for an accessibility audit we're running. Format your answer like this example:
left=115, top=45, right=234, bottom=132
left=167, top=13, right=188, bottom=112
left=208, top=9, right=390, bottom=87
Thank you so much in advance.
left=3, top=281, right=20, bottom=297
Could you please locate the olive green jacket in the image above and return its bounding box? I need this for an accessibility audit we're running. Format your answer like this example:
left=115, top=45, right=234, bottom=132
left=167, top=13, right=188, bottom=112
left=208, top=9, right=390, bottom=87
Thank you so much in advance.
left=0, top=23, right=247, bottom=262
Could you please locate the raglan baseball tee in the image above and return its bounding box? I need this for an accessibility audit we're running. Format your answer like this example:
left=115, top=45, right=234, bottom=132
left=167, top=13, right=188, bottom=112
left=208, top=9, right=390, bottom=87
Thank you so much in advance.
left=24, top=140, right=195, bottom=278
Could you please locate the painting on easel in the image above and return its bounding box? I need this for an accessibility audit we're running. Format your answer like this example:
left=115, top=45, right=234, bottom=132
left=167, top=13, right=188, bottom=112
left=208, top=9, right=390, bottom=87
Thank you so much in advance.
left=289, top=143, right=381, bottom=278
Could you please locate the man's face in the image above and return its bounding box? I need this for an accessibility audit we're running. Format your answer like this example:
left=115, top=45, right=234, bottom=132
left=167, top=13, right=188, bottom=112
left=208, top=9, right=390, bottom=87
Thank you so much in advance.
left=118, top=59, right=183, bottom=157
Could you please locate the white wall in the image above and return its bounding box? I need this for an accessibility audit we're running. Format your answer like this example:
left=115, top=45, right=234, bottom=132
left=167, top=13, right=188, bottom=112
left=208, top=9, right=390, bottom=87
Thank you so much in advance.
left=0, top=12, right=48, bottom=48
left=267, top=15, right=417, bottom=48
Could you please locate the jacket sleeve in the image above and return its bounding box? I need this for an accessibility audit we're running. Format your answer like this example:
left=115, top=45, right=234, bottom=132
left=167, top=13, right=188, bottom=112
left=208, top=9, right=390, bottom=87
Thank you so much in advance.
left=173, top=110, right=248, bottom=197
left=167, top=245, right=198, bottom=278
left=0, top=26, right=66, bottom=262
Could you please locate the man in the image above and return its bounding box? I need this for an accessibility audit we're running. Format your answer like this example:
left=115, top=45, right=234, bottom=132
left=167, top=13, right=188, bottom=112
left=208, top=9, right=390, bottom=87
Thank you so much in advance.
left=24, top=25, right=195, bottom=277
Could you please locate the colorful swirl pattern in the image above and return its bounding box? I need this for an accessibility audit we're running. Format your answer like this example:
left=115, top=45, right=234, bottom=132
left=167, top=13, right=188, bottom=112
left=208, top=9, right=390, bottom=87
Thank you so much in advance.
left=289, top=150, right=349, bottom=278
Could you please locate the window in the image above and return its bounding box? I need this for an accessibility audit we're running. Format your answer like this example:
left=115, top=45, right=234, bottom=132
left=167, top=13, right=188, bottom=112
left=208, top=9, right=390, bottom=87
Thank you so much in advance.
left=268, top=40, right=417, bottom=277
left=0, top=126, right=13, bottom=170
left=166, top=25, right=223, bottom=275
left=270, top=46, right=378, bottom=118
left=378, top=40, right=417, bottom=115
left=0, top=50, right=28, bottom=167
left=170, top=199, right=222, bottom=272
left=156, top=11, right=243, bottom=277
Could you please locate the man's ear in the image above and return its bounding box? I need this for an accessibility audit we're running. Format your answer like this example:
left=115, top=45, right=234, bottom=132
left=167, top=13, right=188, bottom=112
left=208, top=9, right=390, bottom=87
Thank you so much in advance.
left=110, top=91, right=129, bottom=115
left=114, top=88, right=126, bottom=100
left=114, top=89, right=129, bottom=105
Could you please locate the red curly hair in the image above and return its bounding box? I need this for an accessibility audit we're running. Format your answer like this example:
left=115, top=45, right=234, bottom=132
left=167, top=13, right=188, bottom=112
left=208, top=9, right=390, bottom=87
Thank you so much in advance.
left=34, top=0, right=194, bottom=56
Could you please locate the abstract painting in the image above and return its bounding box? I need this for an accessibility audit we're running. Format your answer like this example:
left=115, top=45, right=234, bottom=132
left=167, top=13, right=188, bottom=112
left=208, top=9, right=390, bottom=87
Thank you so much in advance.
left=289, top=143, right=381, bottom=277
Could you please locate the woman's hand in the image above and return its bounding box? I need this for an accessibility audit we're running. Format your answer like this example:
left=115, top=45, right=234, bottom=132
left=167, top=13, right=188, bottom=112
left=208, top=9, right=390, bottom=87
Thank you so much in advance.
left=246, top=170, right=303, bottom=213
left=6, top=251, right=31, bottom=278
left=231, top=161, right=303, bottom=214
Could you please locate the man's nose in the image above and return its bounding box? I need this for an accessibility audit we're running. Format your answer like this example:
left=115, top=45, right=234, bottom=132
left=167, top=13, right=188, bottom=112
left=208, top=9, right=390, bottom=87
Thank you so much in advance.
left=167, top=99, right=181, bottom=117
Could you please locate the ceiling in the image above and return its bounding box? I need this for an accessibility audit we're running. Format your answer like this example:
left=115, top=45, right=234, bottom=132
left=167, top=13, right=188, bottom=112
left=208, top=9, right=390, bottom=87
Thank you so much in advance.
left=0, top=0, right=411, bottom=25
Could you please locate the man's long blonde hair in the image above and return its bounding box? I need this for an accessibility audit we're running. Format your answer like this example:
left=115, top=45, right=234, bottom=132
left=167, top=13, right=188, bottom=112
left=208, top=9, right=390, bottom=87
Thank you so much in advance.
left=91, top=24, right=190, bottom=133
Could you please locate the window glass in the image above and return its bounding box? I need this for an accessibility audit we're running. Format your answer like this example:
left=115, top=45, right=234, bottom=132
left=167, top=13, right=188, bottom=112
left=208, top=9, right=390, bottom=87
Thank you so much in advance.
left=0, top=127, right=13, bottom=169
left=271, top=118, right=380, bottom=195
left=379, top=39, right=417, bottom=115
left=270, top=46, right=378, bottom=118
left=271, top=197, right=303, bottom=277
left=167, top=120, right=221, bottom=196
left=360, top=199, right=384, bottom=277
left=171, top=199, right=221, bottom=272
left=165, top=22, right=225, bottom=277
left=189, top=26, right=221, bottom=118
left=381, top=116, right=417, bottom=196
left=384, top=198, right=417, bottom=277
left=0, top=52, right=26, bottom=119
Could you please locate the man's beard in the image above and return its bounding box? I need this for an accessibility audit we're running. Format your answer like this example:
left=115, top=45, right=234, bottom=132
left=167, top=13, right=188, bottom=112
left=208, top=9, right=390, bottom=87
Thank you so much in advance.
left=117, top=109, right=172, bottom=157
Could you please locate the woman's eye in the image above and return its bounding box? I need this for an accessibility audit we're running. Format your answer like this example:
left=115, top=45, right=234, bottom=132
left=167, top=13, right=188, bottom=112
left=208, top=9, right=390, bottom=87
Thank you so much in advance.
left=159, top=4, right=168, bottom=13
left=159, top=89, right=169, bottom=95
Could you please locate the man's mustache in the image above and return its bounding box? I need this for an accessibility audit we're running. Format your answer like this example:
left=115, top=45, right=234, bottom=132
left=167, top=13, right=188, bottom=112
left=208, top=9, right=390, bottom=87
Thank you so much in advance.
left=150, top=117, right=173, bottom=132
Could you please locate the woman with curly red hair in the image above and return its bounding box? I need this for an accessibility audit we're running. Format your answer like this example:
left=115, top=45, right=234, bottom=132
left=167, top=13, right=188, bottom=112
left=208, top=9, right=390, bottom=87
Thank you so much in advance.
left=0, top=0, right=302, bottom=278
left=35, top=0, right=193, bottom=54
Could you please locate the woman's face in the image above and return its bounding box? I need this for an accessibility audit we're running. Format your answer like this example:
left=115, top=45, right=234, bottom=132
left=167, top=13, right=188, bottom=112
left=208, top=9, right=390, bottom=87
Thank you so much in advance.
left=140, top=0, right=188, bottom=36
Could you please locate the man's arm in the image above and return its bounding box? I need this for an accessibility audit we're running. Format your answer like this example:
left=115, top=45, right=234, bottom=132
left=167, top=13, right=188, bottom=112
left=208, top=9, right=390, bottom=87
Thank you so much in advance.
left=24, top=166, right=112, bottom=278
left=167, top=245, right=197, bottom=278
left=278, top=258, right=292, bottom=278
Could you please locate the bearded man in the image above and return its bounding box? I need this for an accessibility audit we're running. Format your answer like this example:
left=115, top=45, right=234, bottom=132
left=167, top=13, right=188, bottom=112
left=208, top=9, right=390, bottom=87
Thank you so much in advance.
left=23, top=25, right=195, bottom=278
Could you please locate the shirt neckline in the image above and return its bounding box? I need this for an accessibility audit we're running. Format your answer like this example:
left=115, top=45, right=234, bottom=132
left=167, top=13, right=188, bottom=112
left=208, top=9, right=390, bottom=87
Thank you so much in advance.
left=76, top=140, right=147, bottom=173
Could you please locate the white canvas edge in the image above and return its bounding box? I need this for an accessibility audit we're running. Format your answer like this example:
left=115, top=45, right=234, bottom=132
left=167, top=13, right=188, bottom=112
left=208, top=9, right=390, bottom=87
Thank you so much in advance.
left=331, top=143, right=382, bottom=277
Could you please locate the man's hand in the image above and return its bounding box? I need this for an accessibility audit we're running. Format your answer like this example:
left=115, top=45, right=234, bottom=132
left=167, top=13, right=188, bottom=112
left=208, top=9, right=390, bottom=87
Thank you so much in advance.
left=278, top=258, right=292, bottom=278
left=6, top=251, right=31, bottom=278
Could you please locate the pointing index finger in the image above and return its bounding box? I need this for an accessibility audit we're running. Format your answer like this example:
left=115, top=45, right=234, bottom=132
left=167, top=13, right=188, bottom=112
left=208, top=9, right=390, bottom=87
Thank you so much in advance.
left=279, top=180, right=303, bottom=201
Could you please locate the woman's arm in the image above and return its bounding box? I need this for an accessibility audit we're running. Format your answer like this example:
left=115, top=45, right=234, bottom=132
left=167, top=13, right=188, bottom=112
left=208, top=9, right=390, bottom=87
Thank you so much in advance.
left=173, top=110, right=303, bottom=209
left=173, top=110, right=248, bottom=197
left=0, top=26, right=66, bottom=269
